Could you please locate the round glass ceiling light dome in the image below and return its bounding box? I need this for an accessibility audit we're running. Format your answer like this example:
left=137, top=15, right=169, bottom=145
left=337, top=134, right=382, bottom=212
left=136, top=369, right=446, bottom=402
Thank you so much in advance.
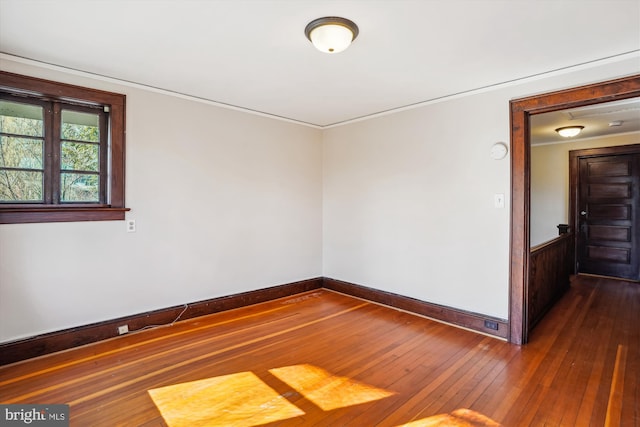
left=555, top=126, right=584, bottom=138
left=305, top=17, right=359, bottom=54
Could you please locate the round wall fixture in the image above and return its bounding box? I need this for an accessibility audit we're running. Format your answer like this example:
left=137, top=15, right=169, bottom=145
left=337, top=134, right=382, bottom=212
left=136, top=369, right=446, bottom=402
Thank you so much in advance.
left=491, top=142, right=508, bottom=160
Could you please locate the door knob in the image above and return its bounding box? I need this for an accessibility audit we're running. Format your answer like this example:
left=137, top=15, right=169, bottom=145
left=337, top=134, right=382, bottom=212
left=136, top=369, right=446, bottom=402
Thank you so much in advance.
left=580, top=211, right=587, bottom=216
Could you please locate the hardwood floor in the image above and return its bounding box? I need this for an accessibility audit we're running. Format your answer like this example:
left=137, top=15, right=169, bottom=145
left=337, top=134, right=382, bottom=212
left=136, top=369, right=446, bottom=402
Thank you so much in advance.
left=0, top=275, right=638, bottom=426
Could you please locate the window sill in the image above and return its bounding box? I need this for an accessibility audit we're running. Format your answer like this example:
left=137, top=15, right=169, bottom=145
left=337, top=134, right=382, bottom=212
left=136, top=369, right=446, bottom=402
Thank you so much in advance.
left=0, top=207, right=130, bottom=224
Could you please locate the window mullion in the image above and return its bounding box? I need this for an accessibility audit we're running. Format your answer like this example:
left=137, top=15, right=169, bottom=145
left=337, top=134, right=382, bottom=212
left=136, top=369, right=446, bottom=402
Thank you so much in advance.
left=50, top=102, right=61, bottom=204
left=99, top=110, right=108, bottom=204
left=40, top=101, right=54, bottom=204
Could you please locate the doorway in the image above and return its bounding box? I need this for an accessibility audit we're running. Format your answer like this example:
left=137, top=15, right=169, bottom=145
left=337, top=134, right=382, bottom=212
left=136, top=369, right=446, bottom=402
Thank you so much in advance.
left=571, top=145, right=640, bottom=281
left=508, top=74, right=640, bottom=345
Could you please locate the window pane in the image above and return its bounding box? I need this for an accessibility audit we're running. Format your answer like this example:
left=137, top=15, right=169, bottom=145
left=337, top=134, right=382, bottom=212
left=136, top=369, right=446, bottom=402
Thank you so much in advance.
left=0, top=100, right=44, bottom=137
left=61, top=141, right=99, bottom=171
left=60, top=173, right=99, bottom=202
left=0, top=136, right=43, bottom=169
left=0, top=170, right=43, bottom=201
left=61, top=110, right=99, bottom=142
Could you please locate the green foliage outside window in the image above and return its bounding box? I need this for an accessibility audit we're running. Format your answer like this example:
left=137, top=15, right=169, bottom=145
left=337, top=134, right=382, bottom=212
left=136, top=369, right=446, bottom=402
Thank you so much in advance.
left=0, top=104, right=44, bottom=201
left=0, top=100, right=102, bottom=203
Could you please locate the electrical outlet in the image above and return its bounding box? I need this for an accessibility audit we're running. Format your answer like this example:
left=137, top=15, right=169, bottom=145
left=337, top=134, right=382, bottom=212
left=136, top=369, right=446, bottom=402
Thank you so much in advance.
left=484, top=320, right=499, bottom=331
left=117, top=324, right=129, bottom=335
left=126, top=219, right=136, bottom=233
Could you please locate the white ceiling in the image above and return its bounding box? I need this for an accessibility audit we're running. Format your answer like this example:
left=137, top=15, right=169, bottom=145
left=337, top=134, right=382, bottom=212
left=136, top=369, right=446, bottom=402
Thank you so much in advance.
left=531, top=98, right=640, bottom=145
left=0, top=0, right=639, bottom=128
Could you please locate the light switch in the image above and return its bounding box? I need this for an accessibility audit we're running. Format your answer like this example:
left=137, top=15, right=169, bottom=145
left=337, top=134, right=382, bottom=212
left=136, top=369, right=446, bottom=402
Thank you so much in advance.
left=494, top=194, right=505, bottom=208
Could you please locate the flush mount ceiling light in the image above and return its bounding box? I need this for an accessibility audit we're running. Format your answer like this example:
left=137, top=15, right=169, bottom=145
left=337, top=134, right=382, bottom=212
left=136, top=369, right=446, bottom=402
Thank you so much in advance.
left=555, top=125, right=584, bottom=138
left=305, top=16, right=359, bottom=54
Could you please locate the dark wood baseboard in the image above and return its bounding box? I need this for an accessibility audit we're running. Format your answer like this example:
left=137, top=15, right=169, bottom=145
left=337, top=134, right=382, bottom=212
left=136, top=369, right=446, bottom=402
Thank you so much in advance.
left=1, top=276, right=509, bottom=366
left=322, top=277, right=508, bottom=339
left=0, top=277, right=323, bottom=366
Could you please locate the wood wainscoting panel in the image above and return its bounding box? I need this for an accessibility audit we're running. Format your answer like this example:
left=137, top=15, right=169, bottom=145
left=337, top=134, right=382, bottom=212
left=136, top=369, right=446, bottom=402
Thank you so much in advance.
left=528, top=233, right=574, bottom=331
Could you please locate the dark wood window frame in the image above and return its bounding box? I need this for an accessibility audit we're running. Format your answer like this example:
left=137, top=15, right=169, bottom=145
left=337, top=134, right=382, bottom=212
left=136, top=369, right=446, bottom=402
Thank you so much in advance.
left=0, top=71, right=128, bottom=223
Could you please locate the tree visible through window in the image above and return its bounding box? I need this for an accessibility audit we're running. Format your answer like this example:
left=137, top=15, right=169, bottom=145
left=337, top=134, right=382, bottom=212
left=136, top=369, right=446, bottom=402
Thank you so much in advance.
left=0, top=100, right=45, bottom=201
left=0, top=71, right=127, bottom=223
left=59, top=108, right=105, bottom=202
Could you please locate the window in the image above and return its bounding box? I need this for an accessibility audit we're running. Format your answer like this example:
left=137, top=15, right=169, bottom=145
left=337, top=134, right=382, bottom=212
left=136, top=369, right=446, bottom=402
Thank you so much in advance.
left=0, top=71, right=127, bottom=223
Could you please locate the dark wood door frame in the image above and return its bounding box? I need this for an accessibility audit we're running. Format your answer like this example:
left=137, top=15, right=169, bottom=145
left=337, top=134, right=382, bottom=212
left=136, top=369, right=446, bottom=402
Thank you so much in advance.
left=570, top=144, right=640, bottom=279
left=509, top=74, right=640, bottom=345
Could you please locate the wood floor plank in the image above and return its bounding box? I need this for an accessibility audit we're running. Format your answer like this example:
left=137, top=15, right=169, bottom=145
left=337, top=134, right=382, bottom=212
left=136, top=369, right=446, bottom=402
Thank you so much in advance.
left=605, top=344, right=627, bottom=427
left=1, top=279, right=638, bottom=426
left=618, top=281, right=640, bottom=426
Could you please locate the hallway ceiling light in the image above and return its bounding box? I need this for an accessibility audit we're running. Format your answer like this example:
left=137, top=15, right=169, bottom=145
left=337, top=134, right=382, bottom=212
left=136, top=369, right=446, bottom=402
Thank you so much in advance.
left=555, top=125, right=584, bottom=137
left=305, top=17, right=359, bottom=54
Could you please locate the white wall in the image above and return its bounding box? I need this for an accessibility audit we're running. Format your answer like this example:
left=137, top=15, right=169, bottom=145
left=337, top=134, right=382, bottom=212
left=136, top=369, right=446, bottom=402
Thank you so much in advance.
left=531, top=133, right=639, bottom=247
left=1, top=54, right=638, bottom=343
left=323, top=56, right=640, bottom=320
left=0, top=59, right=323, bottom=342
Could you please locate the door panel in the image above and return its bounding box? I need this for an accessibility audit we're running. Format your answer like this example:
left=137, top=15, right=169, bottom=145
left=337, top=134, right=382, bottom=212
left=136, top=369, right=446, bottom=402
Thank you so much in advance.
left=588, top=225, right=630, bottom=241
left=577, top=153, right=640, bottom=280
left=589, top=204, right=630, bottom=220
left=588, top=160, right=630, bottom=176
left=586, top=245, right=629, bottom=263
left=588, top=183, right=630, bottom=198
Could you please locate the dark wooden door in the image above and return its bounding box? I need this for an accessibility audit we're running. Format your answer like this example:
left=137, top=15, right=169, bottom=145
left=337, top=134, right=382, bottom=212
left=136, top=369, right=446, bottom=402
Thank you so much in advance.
left=577, top=152, right=640, bottom=280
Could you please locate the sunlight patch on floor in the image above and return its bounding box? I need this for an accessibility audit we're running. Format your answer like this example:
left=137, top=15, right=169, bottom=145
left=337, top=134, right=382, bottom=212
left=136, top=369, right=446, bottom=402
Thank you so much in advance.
left=148, top=371, right=304, bottom=427
left=396, top=408, right=502, bottom=426
left=269, top=364, right=395, bottom=411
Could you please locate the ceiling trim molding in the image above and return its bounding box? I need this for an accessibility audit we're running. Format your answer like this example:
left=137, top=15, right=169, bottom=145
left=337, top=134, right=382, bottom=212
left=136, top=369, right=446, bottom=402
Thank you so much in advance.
left=0, top=52, right=324, bottom=130
left=2, top=50, right=639, bottom=130
left=323, top=50, right=640, bottom=129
